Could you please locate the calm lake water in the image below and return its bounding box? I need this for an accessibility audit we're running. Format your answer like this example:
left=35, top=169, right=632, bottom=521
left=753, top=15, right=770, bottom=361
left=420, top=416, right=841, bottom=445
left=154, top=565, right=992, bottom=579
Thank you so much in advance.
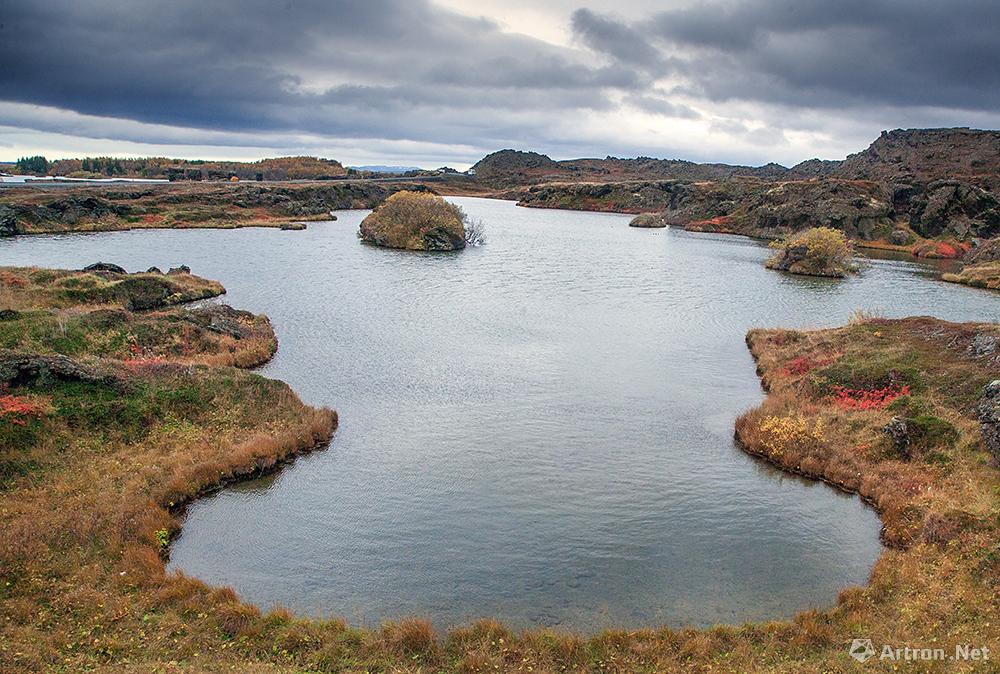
left=2, top=197, right=998, bottom=631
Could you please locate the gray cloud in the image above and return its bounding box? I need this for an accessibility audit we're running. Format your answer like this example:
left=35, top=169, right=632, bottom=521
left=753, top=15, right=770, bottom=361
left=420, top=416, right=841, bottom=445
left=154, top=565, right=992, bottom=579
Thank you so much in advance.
left=0, top=0, right=635, bottom=146
left=571, top=8, right=664, bottom=73
left=1, top=0, right=999, bottom=165
left=622, top=93, right=700, bottom=119
left=640, top=0, right=1000, bottom=111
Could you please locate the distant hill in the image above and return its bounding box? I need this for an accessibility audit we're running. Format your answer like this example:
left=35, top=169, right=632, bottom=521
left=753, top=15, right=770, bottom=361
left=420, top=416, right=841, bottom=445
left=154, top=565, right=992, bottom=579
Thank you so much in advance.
left=471, top=128, right=1000, bottom=188
left=12, top=156, right=348, bottom=181
left=471, top=149, right=794, bottom=187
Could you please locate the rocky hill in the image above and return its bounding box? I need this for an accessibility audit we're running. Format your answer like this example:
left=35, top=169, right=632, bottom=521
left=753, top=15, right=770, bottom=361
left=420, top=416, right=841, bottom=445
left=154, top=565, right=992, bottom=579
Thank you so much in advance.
left=833, top=128, right=1000, bottom=182
left=472, top=149, right=795, bottom=187
left=476, top=128, right=1000, bottom=189
left=497, top=128, right=1000, bottom=254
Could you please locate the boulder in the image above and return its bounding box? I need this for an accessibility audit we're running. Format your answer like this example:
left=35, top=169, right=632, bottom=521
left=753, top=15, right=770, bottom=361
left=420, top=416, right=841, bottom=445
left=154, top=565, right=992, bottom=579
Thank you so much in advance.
left=83, top=262, right=127, bottom=274
left=168, top=265, right=191, bottom=275
left=883, top=416, right=912, bottom=460
left=977, top=380, right=1000, bottom=464
left=629, top=212, right=668, bottom=228
left=0, top=353, right=117, bottom=388
left=188, top=304, right=257, bottom=340
left=0, top=205, right=19, bottom=236
left=969, top=333, right=998, bottom=359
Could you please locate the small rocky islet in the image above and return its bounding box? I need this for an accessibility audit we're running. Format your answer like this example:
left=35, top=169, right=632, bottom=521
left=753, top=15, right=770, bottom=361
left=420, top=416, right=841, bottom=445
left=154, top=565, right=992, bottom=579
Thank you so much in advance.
left=358, top=190, right=471, bottom=251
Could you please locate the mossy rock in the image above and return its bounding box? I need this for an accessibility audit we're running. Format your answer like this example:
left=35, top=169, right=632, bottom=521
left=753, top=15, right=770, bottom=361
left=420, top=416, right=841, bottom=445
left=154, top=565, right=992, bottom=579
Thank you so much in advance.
left=629, top=212, right=667, bottom=228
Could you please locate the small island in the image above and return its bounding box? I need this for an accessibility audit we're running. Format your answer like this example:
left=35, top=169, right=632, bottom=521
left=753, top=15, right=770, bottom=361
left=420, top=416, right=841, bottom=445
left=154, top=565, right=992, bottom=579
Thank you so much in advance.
left=765, top=226, right=857, bottom=278
left=359, top=190, right=477, bottom=251
left=628, top=212, right=668, bottom=228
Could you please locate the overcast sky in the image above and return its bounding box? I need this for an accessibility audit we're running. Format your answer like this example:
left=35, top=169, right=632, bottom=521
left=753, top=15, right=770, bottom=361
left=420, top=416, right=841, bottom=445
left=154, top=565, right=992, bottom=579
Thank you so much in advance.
left=2, top=0, right=998, bottom=168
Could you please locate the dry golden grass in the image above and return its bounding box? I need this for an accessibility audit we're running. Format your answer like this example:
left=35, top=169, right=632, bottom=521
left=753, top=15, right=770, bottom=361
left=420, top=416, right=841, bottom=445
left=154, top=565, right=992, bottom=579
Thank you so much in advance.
left=943, top=261, right=1000, bottom=291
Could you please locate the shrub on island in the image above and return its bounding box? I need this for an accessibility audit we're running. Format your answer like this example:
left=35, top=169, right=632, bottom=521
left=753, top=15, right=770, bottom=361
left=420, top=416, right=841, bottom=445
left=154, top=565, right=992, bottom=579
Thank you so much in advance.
left=766, top=226, right=856, bottom=278
left=359, top=191, right=482, bottom=251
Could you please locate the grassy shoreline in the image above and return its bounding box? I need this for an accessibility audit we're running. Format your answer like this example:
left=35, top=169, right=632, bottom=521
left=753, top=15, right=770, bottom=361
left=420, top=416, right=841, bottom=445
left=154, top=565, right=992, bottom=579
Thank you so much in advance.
left=3, top=269, right=999, bottom=671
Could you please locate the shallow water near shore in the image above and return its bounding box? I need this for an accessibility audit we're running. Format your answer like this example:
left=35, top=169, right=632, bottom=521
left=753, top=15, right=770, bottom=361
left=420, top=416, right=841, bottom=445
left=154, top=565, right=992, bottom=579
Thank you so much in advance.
left=2, top=197, right=998, bottom=631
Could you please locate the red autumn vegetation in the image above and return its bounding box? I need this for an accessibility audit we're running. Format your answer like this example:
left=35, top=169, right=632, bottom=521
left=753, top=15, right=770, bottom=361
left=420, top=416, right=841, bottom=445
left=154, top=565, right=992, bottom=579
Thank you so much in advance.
left=782, top=353, right=839, bottom=376
left=911, top=239, right=971, bottom=259
left=830, top=383, right=911, bottom=410
left=0, top=389, right=51, bottom=425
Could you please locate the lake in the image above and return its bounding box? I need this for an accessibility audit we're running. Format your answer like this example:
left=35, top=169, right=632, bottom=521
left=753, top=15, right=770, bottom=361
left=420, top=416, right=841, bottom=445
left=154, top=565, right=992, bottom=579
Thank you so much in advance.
left=2, top=197, right=997, bottom=631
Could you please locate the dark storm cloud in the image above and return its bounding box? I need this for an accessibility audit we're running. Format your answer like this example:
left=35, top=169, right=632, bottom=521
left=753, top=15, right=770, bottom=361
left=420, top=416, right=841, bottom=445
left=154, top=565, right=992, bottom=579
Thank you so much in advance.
left=594, top=0, right=1000, bottom=111
left=1, top=0, right=999, bottom=162
left=570, top=8, right=665, bottom=73
left=0, top=0, right=636, bottom=146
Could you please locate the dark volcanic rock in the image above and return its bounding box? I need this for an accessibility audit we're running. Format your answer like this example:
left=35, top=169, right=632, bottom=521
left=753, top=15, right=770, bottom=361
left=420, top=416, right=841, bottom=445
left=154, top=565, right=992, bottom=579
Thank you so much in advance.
left=883, top=416, right=912, bottom=460
left=188, top=304, right=257, bottom=339
left=0, top=205, right=19, bottom=236
left=0, top=353, right=117, bottom=388
left=83, top=262, right=127, bottom=274
left=835, top=128, right=1000, bottom=183
left=113, top=276, right=177, bottom=311
left=733, top=180, right=893, bottom=240
left=901, top=180, right=1000, bottom=239
left=977, top=380, right=1000, bottom=464
left=168, top=265, right=191, bottom=275
left=472, top=149, right=792, bottom=187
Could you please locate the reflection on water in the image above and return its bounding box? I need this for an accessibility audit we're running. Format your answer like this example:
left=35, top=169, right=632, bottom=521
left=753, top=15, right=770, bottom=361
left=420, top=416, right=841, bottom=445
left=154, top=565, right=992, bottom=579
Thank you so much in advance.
left=2, top=197, right=997, bottom=631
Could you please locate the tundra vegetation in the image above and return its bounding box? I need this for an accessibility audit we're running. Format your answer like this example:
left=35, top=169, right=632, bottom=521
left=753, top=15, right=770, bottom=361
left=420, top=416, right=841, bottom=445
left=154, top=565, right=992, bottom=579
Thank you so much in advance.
left=0, top=266, right=276, bottom=367
left=766, top=226, right=857, bottom=278
left=0, top=181, right=432, bottom=236
left=359, top=190, right=477, bottom=251
left=2, top=262, right=998, bottom=671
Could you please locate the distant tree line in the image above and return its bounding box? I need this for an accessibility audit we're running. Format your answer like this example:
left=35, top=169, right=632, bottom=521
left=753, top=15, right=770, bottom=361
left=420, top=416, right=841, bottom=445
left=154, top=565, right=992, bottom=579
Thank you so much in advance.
left=11, top=155, right=350, bottom=181
left=15, top=156, right=49, bottom=174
